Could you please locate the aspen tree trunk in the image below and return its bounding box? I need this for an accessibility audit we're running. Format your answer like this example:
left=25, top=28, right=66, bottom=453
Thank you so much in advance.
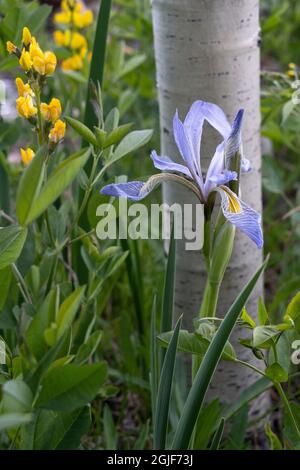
left=152, top=0, right=268, bottom=414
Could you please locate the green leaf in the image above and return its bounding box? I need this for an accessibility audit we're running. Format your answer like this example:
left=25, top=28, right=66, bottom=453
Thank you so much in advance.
left=0, top=266, right=12, bottom=309
left=0, top=225, right=28, bottom=270
left=258, top=298, right=268, bottom=325
left=265, top=423, right=283, bottom=450
left=45, top=287, right=85, bottom=345
left=75, top=330, right=103, bottom=365
left=111, top=129, right=153, bottom=163
left=103, top=123, right=133, bottom=148
left=25, top=148, right=91, bottom=225
left=285, top=291, right=300, bottom=321
left=210, top=418, right=225, bottom=450
left=117, top=54, right=146, bottom=78
left=154, top=316, right=182, bottom=450
left=2, top=379, right=33, bottom=413
left=35, top=363, right=107, bottom=412
left=171, top=257, right=268, bottom=450
left=252, top=325, right=280, bottom=348
left=159, top=329, right=236, bottom=361
left=265, top=363, right=288, bottom=383
left=0, top=413, right=32, bottom=431
left=241, top=307, right=256, bottom=328
left=16, top=146, right=47, bottom=226
left=25, top=289, right=57, bottom=359
left=103, top=404, right=117, bottom=450
left=65, top=117, right=98, bottom=147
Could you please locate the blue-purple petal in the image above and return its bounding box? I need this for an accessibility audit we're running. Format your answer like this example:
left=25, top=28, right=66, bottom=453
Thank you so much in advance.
left=185, top=100, right=231, bottom=139
left=224, top=109, right=244, bottom=169
left=209, top=170, right=237, bottom=185
left=101, top=181, right=149, bottom=201
left=241, top=157, right=252, bottom=173
left=150, top=150, right=192, bottom=178
left=219, top=187, right=263, bottom=248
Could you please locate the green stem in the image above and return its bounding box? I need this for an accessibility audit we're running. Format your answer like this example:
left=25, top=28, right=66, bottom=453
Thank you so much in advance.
left=11, top=263, right=32, bottom=304
left=276, top=383, right=300, bottom=442
left=199, top=279, right=220, bottom=318
left=33, top=83, right=43, bottom=145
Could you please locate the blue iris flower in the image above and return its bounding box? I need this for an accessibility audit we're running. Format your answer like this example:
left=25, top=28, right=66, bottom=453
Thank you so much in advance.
left=101, top=100, right=263, bottom=248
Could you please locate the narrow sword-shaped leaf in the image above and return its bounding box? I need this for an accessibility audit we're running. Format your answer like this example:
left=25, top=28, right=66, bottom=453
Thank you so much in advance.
left=171, top=256, right=268, bottom=449
left=154, top=315, right=182, bottom=450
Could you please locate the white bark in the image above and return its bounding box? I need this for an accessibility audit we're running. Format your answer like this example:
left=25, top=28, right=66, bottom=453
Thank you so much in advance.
left=152, top=0, right=269, bottom=414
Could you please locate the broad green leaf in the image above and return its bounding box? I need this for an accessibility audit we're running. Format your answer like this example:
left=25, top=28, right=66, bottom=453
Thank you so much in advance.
left=35, top=363, right=107, bottom=412
left=118, top=54, right=146, bottom=78
left=45, top=287, right=85, bottom=345
left=253, top=325, right=280, bottom=348
left=103, top=123, right=133, bottom=148
left=265, top=363, right=288, bottom=383
left=154, top=316, right=182, bottom=450
left=171, top=257, right=268, bottom=449
left=0, top=225, right=28, bottom=270
left=25, top=148, right=91, bottom=225
left=16, top=146, right=46, bottom=225
left=2, top=379, right=33, bottom=413
left=25, top=288, right=57, bottom=359
left=0, top=413, right=32, bottom=431
left=111, top=129, right=153, bottom=163
left=65, top=117, right=98, bottom=147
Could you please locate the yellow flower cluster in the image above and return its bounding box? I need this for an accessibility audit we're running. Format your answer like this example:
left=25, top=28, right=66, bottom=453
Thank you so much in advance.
left=287, top=62, right=297, bottom=79
left=6, top=27, right=66, bottom=164
left=53, top=0, right=93, bottom=71
left=54, top=0, right=93, bottom=29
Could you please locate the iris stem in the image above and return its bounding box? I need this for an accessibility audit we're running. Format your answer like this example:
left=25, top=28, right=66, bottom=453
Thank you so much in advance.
left=199, top=279, right=220, bottom=318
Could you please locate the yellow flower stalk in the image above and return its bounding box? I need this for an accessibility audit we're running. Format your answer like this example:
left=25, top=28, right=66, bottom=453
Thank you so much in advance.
left=29, top=37, right=44, bottom=60
left=20, top=147, right=35, bottom=165
left=6, top=41, right=17, bottom=54
left=19, top=49, right=32, bottom=71
left=16, top=95, right=37, bottom=118
left=49, top=119, right=66, bottom=143
left=22, top=27, right=32, bottom=46
left=40, top=98, right=62, bottom=122
left=15, top=77, right=33, bottom=98
left=73, top=10, right=93, bottom=29
left=54, top=10, right=72, bottom=24
left=53, top=30, right=71, bottom=47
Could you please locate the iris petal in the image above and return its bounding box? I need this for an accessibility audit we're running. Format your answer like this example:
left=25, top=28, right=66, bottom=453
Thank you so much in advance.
left=218, top=186, right=263, bottom=248
left=101, top=181, right=148, bottom=201
left=150, top=150, right=192, bottom=178
left=209, top=170, right=237, bottom=185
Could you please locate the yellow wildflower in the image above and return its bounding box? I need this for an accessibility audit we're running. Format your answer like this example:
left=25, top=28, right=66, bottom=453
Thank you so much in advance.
left=20, top=147, right=35, bottom=165
left=53, top=30, right=71, bottom=47
left=6, top=41, right=17, bottom=54
left=16, top=95, right=37, bottom=118
left=29, top=37, right=44, bottom=60
left=22, top=27, right=32, bottom=46
left=15, top=77, right=33, bottom=97
left=289, top=63, right=296, bottom=70
left=19, top=49, right=32, bottom=71
left=33, top=51, right=57, bottom=75
left=49, top=119, right=66, bottom=143
left=287, top=70, right=296, bottom=79
left=61, top=54, right=83, bottom=71
left=40, top=98, right=62, bottom=122
left=54, top=10, right=71, bottom=24
left=70, top=32, right=87, bottom=50
left=73, top=10, right=93, bottom=29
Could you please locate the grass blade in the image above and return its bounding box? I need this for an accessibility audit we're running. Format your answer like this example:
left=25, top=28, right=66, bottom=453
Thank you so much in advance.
left=154, top=315, right=182, bottom=450
left=160, top=226, right=176, bottom=368
left=171, top=256, right=268, bottom=450
left=150, top=295, right=158, bottom=421
left=83, top=0, right=112, bottom=130
left=210, top=417, right=225, bottom=450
